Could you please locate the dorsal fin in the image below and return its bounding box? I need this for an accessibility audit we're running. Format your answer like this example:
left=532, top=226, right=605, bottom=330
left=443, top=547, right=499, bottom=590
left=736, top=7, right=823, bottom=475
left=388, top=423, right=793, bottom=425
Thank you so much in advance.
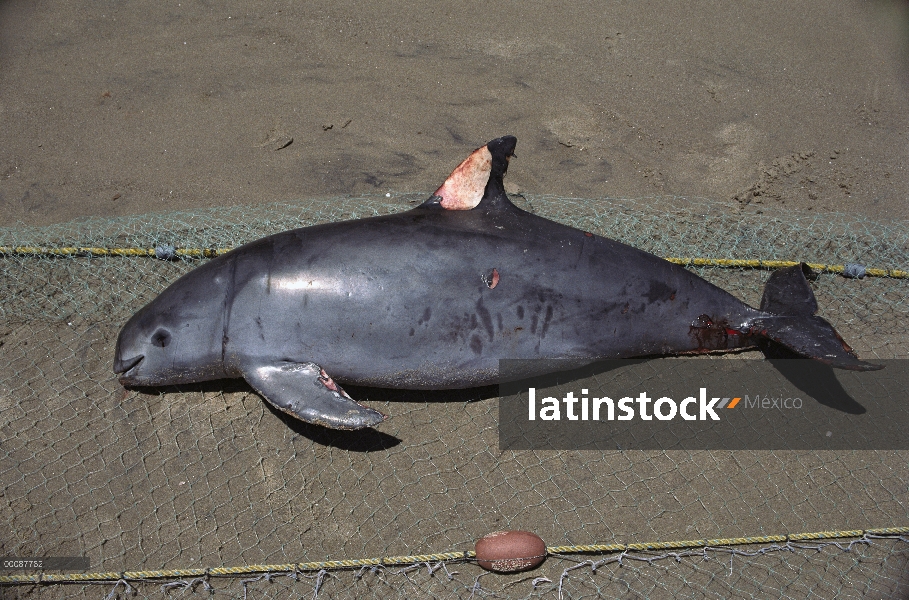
left=421, top=136, right=517, bottom=210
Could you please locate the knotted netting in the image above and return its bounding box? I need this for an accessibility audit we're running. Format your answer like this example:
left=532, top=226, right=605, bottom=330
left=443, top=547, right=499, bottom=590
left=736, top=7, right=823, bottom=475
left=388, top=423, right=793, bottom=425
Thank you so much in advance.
left=2, top=193, right=907, bottom=598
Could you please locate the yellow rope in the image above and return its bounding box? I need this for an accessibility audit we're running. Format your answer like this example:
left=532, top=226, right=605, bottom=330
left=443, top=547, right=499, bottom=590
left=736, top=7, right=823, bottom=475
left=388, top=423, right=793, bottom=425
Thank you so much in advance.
left=0, top=246, right=230, bottom=258
left=2, top=527, right=906, bottom=585
left=664, top=257, right=909, bottom=279
left=1, top=246, right=906, bottom=278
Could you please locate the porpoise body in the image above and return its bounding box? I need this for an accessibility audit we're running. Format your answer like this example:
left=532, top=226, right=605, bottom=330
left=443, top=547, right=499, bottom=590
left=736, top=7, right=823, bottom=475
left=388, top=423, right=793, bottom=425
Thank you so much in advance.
left=114, top=136, right=880, bottom=429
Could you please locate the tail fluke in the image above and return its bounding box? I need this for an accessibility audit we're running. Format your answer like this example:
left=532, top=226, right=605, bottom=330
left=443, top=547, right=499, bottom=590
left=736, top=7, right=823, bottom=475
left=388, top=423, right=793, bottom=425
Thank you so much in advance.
left=753, top=264, right=883, bottom=371
left=759, top=262, right=818, bottom=316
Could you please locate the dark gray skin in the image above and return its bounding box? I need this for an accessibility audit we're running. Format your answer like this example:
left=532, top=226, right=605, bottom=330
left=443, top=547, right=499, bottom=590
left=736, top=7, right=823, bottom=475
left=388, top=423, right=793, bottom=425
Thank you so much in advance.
left=114, top=136, right=880, bottom=430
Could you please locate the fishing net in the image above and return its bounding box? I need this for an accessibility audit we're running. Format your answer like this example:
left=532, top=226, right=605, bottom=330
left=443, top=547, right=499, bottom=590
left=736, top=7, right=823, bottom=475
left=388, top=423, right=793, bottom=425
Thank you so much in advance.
left=1, top=193, right=907, bottom=598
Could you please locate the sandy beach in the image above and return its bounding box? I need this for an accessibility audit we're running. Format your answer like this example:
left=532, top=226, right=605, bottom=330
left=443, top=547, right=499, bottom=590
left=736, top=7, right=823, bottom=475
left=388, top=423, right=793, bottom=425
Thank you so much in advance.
left=1, top=2, right=908, bottom=596
left=1, top=0, right=907, bottom=227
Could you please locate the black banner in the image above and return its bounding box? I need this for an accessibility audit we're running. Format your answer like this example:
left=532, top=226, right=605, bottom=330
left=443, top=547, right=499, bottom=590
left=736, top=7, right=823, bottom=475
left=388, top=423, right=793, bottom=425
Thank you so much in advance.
left=498, top=359, right=909, bottom=450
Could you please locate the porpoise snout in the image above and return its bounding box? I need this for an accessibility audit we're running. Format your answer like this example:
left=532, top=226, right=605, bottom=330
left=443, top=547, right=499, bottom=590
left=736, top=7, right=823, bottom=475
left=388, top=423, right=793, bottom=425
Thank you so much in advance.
left=113, top=353, right=143, bottom=376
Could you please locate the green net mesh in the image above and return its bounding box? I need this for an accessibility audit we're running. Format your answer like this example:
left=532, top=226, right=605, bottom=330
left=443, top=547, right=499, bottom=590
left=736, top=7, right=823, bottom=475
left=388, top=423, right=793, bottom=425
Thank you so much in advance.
left=1, top=193, right=907, bottom=598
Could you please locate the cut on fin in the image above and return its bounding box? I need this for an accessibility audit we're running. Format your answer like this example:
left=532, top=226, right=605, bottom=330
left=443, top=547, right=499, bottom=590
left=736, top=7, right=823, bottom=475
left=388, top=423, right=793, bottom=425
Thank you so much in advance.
left=243, top=361, right=387, bottom=429
left=431, top=145, right=492, bottom=210
left=752, top=264, right=882, bottom=371
left=421, top=135, right=518, bottom=211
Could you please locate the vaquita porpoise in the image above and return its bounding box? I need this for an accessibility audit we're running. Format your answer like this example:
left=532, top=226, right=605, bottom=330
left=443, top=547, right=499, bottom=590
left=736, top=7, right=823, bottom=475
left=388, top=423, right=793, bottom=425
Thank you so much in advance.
left=114, top=136, right=881, bottom=430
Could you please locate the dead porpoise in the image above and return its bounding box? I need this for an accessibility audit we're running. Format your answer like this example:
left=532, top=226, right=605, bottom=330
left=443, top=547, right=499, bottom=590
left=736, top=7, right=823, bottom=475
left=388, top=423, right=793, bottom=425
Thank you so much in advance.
left=114, top=136, right=881, bottom=429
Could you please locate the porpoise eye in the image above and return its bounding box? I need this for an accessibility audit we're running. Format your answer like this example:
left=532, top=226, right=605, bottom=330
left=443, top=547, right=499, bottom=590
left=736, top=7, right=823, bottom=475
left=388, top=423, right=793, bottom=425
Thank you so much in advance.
left=151, top=328, right=172, bottom=348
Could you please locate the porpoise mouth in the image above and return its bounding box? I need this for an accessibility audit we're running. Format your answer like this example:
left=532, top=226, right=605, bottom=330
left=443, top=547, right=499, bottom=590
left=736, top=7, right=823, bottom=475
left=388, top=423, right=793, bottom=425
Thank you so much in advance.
left=114, top=354, right=144, bottom=376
